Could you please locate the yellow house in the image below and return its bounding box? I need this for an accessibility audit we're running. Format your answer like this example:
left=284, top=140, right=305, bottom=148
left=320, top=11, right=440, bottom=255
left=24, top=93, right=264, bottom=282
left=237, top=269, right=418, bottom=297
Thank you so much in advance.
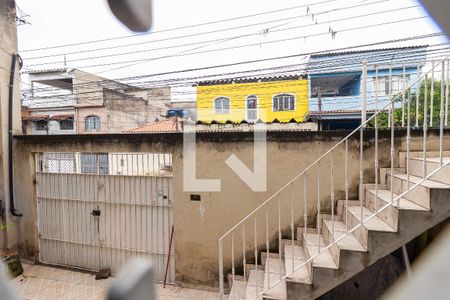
left=196, top=76, right=309, bottom=123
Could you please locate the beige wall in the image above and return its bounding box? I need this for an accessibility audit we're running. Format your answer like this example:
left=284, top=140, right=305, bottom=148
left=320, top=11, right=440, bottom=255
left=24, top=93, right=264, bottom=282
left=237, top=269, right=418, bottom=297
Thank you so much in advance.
left=75, top=87, right=170, bottom=133
left=12, top=129, right=450, bottom=289
left=0, top=0, right=21, bottom=254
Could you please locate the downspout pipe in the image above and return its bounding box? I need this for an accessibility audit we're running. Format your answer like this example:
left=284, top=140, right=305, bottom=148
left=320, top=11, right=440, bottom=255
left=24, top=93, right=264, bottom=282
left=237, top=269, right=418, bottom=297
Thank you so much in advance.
left=8, top=54, right=22, bottom=217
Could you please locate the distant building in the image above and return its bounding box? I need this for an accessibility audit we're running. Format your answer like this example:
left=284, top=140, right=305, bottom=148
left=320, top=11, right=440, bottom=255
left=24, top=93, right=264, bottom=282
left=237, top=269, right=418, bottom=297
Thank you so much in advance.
left=306, top=46, right=427, bottom=130
left=125, top=117, right=184, bottom=133
left=21, top=68, right=170, bottom=134
left=196, top=75, right=309, bottom=124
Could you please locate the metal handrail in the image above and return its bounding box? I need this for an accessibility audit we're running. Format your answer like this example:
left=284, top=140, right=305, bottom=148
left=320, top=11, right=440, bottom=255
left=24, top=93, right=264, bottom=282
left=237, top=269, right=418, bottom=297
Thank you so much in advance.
left=219, top=58, right=446, bottom=241
left=255, top=159, right=450, bottom=297
left=219, top=57, right=449, bottom=298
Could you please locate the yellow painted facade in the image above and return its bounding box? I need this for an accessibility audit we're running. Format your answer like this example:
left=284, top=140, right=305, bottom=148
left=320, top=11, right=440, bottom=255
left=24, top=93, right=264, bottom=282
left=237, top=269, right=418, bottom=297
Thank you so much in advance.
left=196, top=79, right=309, bottom=123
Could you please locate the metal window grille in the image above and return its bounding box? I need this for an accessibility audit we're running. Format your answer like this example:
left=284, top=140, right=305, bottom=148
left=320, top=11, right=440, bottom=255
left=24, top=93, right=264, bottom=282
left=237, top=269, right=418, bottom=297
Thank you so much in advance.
left=81, top=153, right=109, bottom=174
left=273, top=94, right=295, bottom=111
left=59, top=119, right=73, bottom=130
left=39, top=152, right=76, bottom=173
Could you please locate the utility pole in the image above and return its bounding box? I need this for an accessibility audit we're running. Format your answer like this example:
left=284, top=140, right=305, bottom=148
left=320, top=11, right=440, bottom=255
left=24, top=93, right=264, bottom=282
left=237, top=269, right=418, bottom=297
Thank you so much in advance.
left=315, top=86, right=323, bottom=131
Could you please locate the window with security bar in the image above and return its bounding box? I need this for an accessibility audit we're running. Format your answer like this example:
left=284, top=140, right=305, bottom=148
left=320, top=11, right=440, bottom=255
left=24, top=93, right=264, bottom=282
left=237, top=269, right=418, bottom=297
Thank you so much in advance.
left=272, top=94, right=295, bottom=111
left=80, top=153, right=109, bottom=174
left=38, top=153, right=76, bottom=173
left=59, top=119, right=74, bottom=130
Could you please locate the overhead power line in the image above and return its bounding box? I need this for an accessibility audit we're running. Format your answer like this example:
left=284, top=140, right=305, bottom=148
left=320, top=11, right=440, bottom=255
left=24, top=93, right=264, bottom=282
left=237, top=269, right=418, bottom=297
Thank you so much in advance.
left=21, top=15, right=429, bottom=76
left=19, top=33, right=444, bottom=95
left=25, top=2, right=415, bottom=67
left=22, top=0, right=393, bottom=61
left=21, top=43, right=447, bottom=100
left=20, top=0, right=342, bottom=53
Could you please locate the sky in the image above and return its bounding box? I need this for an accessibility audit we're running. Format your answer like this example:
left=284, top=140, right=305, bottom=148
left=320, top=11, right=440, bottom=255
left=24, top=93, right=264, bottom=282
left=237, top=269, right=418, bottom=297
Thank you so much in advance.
left=15, top=0, right=448, bottom=101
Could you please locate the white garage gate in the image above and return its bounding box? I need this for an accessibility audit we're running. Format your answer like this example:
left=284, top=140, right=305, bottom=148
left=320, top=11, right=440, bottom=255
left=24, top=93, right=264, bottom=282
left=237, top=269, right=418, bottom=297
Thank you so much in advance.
left=35, top=152, right=174, bottom=282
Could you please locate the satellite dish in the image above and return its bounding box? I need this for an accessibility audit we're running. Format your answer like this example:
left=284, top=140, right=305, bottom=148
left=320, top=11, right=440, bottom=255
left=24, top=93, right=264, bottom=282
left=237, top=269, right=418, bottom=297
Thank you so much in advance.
left=107, top=0, right=152, bottom=32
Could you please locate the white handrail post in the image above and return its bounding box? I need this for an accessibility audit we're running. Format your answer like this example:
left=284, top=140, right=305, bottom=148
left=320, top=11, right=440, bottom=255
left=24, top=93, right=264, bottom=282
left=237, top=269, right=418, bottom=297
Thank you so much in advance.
left=374, top=65, right=379, bottom=213
left=416, top=64, right=421, bottom=128
left=430, top=60, right=435, bottom=127
left=219, top=239, right=224, bottom=299
left=423, top=75, right=428, bottom=178
left=440, top=61, right=445, bottom=166
left=390, top=65, right=395, bottom=204
left=445, top=59, right=449, bottom=127
left=361, top=60, right=368, bottom=125
left=402, top=65, right=406, bottom=127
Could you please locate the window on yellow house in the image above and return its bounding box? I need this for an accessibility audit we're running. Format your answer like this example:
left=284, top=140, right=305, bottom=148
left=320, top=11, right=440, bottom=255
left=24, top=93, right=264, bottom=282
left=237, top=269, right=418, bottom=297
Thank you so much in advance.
left=273, top=94, right=295, bottom=111
left=214, top=97, right=230, bottom=114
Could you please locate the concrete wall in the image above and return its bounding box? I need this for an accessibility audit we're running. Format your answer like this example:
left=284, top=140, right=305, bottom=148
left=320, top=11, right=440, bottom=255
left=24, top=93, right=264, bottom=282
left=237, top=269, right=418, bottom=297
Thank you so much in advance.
left=0, top=0, right=21, bottom=254
left=12, top=129, right=450, bottom=289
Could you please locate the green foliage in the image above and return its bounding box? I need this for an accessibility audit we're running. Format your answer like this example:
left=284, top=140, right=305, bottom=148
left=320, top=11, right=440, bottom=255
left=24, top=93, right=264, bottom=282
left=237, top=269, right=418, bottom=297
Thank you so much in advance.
left=368, top=79, right=448, bottom=128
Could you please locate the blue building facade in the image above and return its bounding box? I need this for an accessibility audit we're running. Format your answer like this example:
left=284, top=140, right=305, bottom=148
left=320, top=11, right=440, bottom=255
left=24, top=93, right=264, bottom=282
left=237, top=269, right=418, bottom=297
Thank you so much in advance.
left=306, top=46, right=427, bottom=130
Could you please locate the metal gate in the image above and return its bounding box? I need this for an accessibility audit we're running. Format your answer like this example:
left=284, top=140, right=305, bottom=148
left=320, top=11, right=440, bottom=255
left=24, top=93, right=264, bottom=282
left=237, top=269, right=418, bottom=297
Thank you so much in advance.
left=35, top=152, right=174, bottom=282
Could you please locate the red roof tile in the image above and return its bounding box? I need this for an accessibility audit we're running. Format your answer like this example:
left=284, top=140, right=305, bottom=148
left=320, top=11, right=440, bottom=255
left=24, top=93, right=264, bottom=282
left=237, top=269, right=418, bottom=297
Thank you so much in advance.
left=22, top=114, right=49, bottom=121
left=49, top=114, right=74, bottom=121
left=125, top=117, right=183, bottom=133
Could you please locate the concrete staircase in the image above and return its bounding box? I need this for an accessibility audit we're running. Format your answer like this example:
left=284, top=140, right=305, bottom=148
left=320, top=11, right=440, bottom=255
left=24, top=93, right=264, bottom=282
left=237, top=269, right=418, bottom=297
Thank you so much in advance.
left=227, top=154, right=450, bottom=299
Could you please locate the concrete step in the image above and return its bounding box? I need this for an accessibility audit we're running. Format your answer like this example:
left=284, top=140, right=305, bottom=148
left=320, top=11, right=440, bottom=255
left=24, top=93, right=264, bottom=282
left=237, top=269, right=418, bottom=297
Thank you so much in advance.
left=296, top=227, right=319, bottom=242
left=229, top=278, right=247, bottom=300
left=261, top=252, right=281, bottom=267
left=263, top=258, right=287, bottom=299
left=246, top=269, right=265, bottom=300
left=322, top=219, right=366, bottom=252
left=347, top=206, right=396, bottom=232
left=279, top=239, right=301, bottom=257
left=286, top=178, right=450, bottom=299
left=284, top=244, right=311, bottom=284
left=337, top=200, right=360, bottom=217
left=409, top=157, right=450, bottom=184
left=365, top=188, right=428, bottom=230
left=346, top=205, right=396, bottom=250
left=399, top=151, right=450, bottom=167
left=265, top=257, right=285, bottom=275
left=387, top=171, right=450, bottom=209
left=302, top=233, right=338, bottom=269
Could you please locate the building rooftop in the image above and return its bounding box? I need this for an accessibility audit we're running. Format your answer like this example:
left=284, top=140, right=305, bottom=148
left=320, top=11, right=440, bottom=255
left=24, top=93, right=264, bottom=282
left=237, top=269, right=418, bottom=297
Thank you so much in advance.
left=197, top=74, right=307, bottom=86
left=310, top=45, right=428, bottom=58
left=125, top=117, right=184, bottom=133
left=22, top=67, right=71, bottom=74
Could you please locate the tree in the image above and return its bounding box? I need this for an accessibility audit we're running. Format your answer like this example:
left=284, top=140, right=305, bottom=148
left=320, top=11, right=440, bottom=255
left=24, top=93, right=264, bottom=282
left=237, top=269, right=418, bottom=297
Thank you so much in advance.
left=368, top=79, right=448, bottom=128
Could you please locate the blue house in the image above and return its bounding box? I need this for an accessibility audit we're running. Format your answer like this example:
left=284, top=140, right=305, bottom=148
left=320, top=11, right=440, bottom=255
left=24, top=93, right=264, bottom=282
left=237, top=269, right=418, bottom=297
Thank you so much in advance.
left=306, top=46, right=428, bottom=130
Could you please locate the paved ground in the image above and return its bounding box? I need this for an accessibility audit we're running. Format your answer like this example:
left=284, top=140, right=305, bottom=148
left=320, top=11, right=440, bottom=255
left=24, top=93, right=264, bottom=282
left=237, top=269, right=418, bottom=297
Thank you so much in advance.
left=10, top=263, right=224, bottom=300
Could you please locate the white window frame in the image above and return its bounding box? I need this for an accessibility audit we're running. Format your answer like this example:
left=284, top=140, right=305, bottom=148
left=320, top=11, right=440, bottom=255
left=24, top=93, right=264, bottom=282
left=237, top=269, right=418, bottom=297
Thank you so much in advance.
left=272, top=93, right=296, bottom=112
left=246, top=95, right=258, bottom=122
left=214, top=96, right=231, bottom=114
left=375, top=75, right=407, bottom=96
left=85, top=115, right=100, bottom=132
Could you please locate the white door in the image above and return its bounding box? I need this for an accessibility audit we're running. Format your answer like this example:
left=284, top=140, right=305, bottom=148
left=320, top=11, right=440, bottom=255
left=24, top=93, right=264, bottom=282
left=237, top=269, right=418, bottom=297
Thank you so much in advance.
left=36, top=152, right=175, bottom=282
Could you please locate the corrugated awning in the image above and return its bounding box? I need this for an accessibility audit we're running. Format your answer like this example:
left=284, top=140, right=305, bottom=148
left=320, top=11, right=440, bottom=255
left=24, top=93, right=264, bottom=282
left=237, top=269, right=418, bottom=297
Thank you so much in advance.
left=49, top=114, right=74, bottom=121
left=22, top=114, right=49, bottom=121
